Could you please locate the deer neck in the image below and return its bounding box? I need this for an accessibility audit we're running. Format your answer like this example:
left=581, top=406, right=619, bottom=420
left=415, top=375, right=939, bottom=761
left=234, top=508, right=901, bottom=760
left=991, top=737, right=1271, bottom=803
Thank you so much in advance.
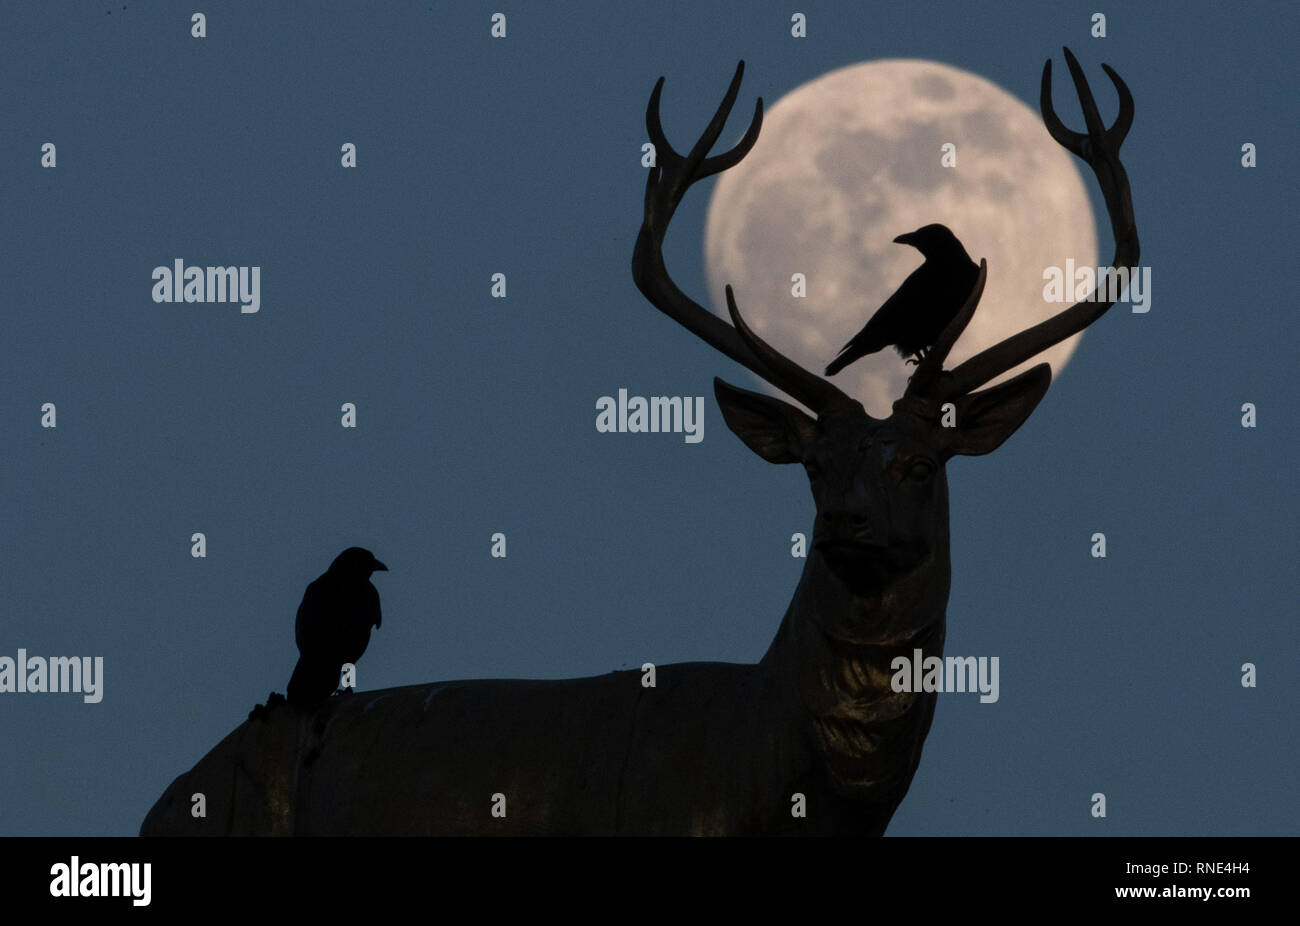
left=759, top=533, right=951, bottom=808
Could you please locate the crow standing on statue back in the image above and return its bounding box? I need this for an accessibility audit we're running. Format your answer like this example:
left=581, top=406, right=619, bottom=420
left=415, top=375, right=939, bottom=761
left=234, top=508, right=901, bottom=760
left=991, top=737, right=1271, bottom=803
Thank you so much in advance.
left=286, top=547, right=387, bottom=708
left=825, top=224, right=980, bottom=374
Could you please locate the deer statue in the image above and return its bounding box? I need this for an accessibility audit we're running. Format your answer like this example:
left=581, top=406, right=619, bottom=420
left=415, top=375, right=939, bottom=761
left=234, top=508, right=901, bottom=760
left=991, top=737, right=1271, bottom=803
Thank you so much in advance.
left=141, top=49, right=1137, bottom=836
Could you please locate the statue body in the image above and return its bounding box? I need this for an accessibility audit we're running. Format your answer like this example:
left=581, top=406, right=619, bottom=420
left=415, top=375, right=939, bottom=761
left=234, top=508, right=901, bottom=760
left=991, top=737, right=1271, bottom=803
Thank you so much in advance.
left=143, top=547, right=944, bottom=836
left=143, top=50, right=1135, bottom=837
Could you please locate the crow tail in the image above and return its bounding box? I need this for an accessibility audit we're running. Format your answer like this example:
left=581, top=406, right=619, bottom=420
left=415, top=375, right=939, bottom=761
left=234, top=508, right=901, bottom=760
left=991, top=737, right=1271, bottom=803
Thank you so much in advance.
left=824, top=350, right=852, bottom=376
left=287, top=657, right=339, bottom=708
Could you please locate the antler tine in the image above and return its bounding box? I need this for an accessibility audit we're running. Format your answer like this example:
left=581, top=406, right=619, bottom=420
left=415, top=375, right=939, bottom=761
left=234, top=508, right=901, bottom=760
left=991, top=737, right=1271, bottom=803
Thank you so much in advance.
left=1100, top=63, right=1134, bottom=146
left=725, top=286, right=856, bottom=413
left=645, top=76, right=672, bottom=158
left=633, top=62, right=853, bottom=416
left=1062, top=47, right=1108, bottom=146
left=940, top=49, right=1139, bottom=398
left=699, top=97, right=763, bottom=179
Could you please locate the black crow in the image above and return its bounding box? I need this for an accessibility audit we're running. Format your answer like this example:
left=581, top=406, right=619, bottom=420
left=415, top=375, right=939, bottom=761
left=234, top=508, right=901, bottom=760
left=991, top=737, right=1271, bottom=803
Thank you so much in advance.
left=286, top=547, right=387, bottom=708
left=824, top=224, right=979, bottom=375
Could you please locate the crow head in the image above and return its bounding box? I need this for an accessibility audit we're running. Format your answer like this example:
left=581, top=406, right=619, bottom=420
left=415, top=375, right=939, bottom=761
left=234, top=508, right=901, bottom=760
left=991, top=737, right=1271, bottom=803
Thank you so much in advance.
left=892, top=223, right=969, bottom=261
left=329, top=547, right=388, bottom=577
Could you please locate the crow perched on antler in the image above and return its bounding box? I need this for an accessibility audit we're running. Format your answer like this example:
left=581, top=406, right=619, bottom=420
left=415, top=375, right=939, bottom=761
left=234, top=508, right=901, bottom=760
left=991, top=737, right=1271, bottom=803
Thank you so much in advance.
left=825, top=223, right=980, bottom=374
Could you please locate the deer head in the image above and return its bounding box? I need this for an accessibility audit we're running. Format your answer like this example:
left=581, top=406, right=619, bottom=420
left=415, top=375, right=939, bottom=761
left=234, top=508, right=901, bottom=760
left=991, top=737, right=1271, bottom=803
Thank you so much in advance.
left=632, top=52, right=1137, bottom=613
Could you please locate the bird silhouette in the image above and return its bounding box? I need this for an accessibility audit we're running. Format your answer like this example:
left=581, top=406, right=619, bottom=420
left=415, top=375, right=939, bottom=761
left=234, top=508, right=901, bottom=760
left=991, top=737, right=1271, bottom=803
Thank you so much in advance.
left=824, top=224, right=980, bottom=375
left=286, top=547, right=387, bottom=708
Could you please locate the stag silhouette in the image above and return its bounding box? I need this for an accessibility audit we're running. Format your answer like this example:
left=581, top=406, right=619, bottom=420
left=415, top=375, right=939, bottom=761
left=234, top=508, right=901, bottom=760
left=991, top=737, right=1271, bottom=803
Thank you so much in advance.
left=141, top=49, right=1138, bottom=836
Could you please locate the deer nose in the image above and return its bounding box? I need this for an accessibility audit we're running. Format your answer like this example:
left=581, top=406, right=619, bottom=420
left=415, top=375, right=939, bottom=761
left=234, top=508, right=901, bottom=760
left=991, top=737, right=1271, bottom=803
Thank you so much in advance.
left=822, top=511, right=874, bottom=537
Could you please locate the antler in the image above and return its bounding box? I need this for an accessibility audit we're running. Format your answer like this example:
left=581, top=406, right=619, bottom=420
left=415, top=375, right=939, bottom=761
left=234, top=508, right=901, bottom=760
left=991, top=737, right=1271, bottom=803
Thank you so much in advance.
left=632, top=62, right=858, bottom=416
left=903, top=47, right=1139, bottom=406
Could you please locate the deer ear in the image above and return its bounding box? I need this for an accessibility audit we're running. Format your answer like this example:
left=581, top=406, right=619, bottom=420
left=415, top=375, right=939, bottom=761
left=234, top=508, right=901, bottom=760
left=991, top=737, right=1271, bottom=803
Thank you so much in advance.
left=714, top=377, right=817, bottom=464
left=942, top=363, right=1052, bottom=457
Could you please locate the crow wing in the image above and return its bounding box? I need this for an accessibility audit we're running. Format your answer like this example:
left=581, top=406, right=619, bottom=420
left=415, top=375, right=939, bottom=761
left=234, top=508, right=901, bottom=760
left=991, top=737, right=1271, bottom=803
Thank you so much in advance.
left=825, top=270, right=928, bottom=375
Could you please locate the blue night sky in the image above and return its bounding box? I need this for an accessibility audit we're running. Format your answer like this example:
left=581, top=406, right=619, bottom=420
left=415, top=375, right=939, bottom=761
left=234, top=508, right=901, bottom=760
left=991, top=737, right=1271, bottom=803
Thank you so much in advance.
left=1, top=1, right=1295, bottom=835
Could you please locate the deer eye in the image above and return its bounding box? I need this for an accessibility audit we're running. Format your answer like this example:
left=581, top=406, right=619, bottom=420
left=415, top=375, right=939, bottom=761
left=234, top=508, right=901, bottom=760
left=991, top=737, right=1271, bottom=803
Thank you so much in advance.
left=906, top=458, right=936, bottom=483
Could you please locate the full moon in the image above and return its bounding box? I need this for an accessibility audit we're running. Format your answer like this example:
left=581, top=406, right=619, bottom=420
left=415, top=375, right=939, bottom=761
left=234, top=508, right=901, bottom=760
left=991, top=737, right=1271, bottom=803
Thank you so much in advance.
left=704, top=59, right=1098, bottom=417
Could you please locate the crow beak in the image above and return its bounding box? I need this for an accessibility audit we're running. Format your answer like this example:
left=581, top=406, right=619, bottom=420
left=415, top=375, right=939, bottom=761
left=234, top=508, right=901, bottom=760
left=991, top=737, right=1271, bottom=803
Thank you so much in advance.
left=373, top=560, right=388, bottom=572
left=893, top=232, right=917, bottom=246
